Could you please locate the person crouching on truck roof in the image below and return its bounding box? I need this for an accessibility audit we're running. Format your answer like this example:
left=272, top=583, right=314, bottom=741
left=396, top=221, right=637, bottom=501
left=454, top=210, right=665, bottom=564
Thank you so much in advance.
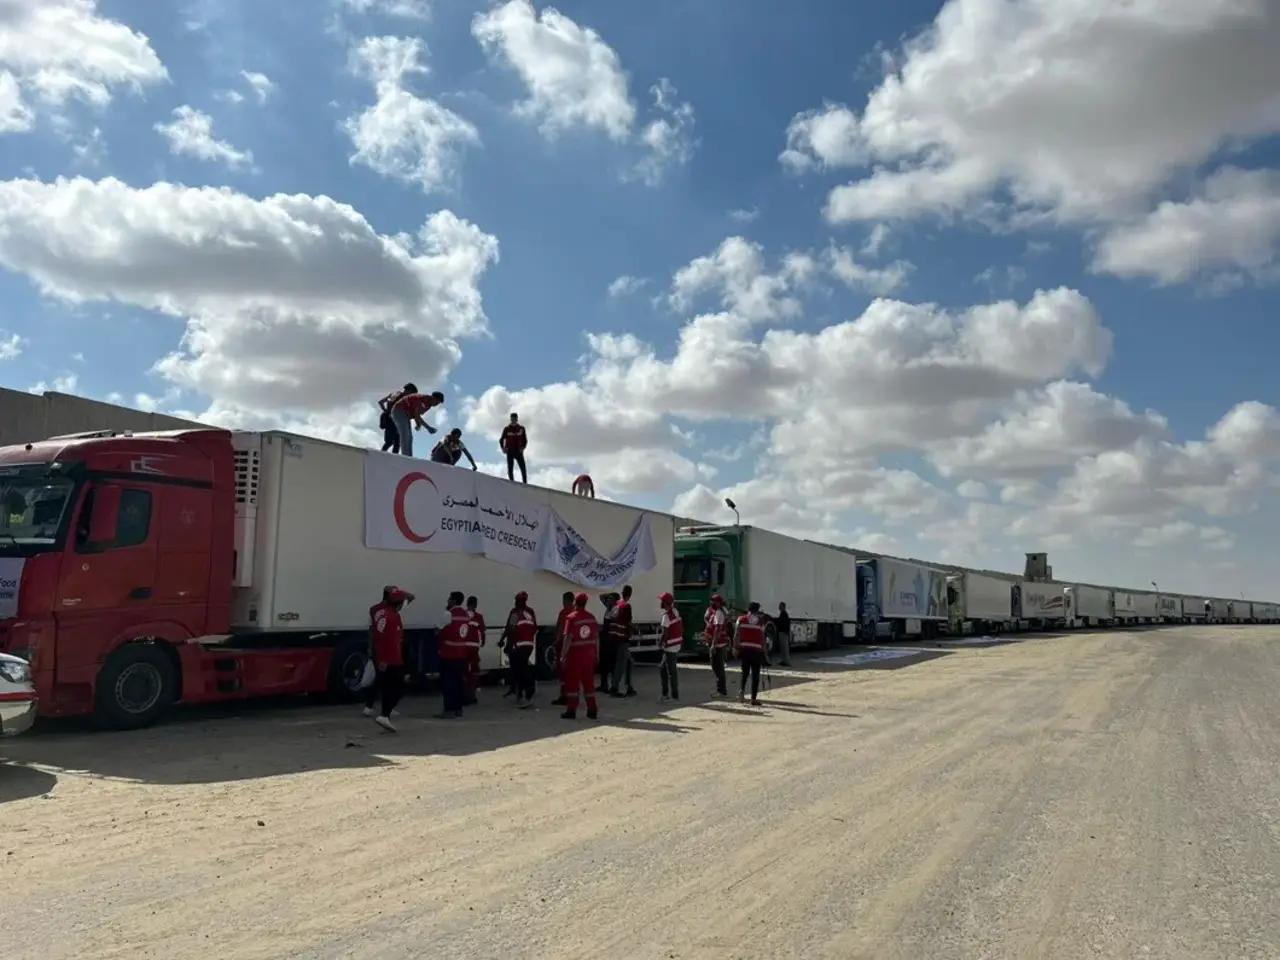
left=500, top=591, right=538, bottom=708
left=734, top=602, right=768, bottom=707
left=378, top=383, right=414, bottom=453
left=391, top=386, right=444, bottom=458
left=560, top=592, right=600, bottom=721
left=704, top=594, right=730, bottom=697
left=437, top=591, right=473, bottom=719
left=657, top=592, right=684, bottom=703
left=464, top=595, right=484, bottom=706
left=550, top=590, right=575, bottom=707
left=609, top=584, right=638, bottom=698
left=365, top=586, right=415, bottom=732
left=431, top=428, right=478, bottom=470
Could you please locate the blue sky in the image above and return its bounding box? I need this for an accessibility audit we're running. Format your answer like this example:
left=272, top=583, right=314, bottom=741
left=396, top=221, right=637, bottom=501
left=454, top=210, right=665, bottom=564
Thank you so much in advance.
left=0, top=0, right=1278, bottom=598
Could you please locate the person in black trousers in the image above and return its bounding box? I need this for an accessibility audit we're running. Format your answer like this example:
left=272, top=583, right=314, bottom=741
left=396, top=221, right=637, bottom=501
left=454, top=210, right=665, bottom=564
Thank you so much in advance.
left=733, top=601, right=769, bottom=706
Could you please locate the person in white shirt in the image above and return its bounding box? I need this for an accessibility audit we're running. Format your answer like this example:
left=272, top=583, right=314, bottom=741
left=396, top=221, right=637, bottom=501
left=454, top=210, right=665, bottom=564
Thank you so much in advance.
left=657, top=592, right=683, bottom=702
left=703, top=594, right=730, bottom=697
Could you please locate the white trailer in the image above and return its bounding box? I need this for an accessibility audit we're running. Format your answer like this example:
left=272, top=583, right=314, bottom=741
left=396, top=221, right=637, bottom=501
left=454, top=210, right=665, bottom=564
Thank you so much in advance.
left=1067, top=584, right=1114, bottom=626
left=856, top=557, right=949, bottom=640
left=946, top=571, right=1014, bottom=633
left=1113, top=590, right=1138, bottom=623
left=1156, top=595, right=1182, bottom=622
left=1255, top=602, right=1279, bottom=622
left=1228, top=600, right=1252, bottom=622
left=1131, top=592, right=1159, bottom=623
left=1207, top=598, right=1230, bottom=623
left=230, top=432, right=675, bottom=674
left=1012, top=581, right=1071, bottom=627
left=742, top=529, right=859, bottom=628
left=1181, top=597, right=1208, bottom=622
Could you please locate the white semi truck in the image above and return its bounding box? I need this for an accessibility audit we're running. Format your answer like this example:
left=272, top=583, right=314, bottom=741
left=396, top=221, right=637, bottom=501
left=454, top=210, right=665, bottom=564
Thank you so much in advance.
left=946, top=571, right=1014, bottom=633
left=1012, top=581, right=1072, bottom=628
left=1067, top=584, right=1114, bottom=627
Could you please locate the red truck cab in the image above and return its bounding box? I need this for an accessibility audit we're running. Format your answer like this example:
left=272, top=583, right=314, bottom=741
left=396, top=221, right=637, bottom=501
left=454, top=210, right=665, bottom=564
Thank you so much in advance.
left=0, top=429, right=349, bottom=729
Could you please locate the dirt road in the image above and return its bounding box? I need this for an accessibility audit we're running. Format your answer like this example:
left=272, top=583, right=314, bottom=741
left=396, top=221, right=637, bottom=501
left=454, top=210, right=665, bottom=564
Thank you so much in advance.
left=4, top=627, right=1280, bottom=959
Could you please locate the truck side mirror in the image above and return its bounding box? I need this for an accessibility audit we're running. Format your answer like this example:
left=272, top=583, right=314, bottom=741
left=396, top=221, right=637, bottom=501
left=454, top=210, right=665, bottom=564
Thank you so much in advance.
left=88, top=484, right=121, bottom=544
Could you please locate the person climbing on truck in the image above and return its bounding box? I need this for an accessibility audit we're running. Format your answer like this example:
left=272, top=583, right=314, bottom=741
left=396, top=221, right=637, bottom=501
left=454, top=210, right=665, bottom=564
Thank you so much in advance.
left=657, top=592, right=683, bottom=702
left=500, top=591, right=538, bottom=708
left=704, top=594, right=730, bottom=697
left=364, top=585, right=415, bottom=732
left=500, top=412, right=528, bottom=483
left=391, top=387, right=444, bottom=457
left=550, top=590, right=574, bottom=707
left=431, top=428, right=478, bottom=470
left=560, top=592, right=600, bottom=721
left=438, top=591, right=472, bottom=719
left=377, top=383, right=414, bottom=453
left=734, top=602, right=768, bottom=707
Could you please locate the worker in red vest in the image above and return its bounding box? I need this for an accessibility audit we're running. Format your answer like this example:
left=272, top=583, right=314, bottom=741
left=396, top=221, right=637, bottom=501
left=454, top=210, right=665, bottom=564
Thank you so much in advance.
left=365, top=585, right=415, bottom=731
left=437, top=590, right=473, bottom=718
left=657, top=592, right=683, bottom=702
left=550, top=590, right=574, bottom=706
left=501, top=591, right=538, bottom=708
left=464, top=594, right=484, bottom=705
left=733, top=601, right=768, bottom=706
left=608, top=584, right=638, bottom=698
left=560, top=592, right=600, bottom=720
left=703, top=593, right=730, bottom=697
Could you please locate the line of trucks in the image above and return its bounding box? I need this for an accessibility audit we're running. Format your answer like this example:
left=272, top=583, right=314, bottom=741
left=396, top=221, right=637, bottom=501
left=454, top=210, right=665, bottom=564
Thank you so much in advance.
left=0, top=426, right=1275, bottom=731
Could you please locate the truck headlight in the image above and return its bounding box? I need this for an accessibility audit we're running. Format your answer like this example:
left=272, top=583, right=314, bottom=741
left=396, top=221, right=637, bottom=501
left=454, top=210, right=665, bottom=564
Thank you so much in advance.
left=0, top=659, right=32, bottom=685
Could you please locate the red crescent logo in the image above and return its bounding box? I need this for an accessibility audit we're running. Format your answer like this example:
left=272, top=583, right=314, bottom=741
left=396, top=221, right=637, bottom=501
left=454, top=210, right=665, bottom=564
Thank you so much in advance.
left=393, top=471, right=438, bottom=543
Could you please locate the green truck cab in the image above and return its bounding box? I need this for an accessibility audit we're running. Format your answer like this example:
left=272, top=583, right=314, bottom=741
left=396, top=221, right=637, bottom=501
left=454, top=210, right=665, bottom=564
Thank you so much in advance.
left=672, top=526, right=770, bottom=656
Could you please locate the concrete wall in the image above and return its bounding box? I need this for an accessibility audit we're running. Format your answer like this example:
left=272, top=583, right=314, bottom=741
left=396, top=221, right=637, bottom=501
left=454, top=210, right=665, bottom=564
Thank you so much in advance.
left=0, top=389, right=208, bottom=447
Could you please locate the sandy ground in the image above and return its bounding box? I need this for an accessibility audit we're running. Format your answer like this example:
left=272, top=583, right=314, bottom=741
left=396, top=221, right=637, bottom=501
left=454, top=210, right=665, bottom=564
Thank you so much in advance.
left=4, top=626, right=1280, bottom=960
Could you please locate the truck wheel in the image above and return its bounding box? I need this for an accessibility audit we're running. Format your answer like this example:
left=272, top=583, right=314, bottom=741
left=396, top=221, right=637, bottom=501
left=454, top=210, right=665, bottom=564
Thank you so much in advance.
left=764, top=624, right=778, bottom=658
left=327, top=638, right=370, bottom=701
left=94, top=643, right=177, bottom=730
left=539, top=641, right=558, bottom=680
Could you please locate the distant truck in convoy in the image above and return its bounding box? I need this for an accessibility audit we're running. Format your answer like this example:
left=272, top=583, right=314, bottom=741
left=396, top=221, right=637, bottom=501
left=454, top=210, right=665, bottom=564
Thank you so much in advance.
left=946, top=571, right=1014, bottom=634
left=1228, top=600, right=1252, bottom=623
left=1156, top=595, right=1182, bottom=623
left=856, top=557, right=949, bottom=640
left=671, top=525, right=855, bottom=657
left=1066, top=584, right=1114, bottom=627
left=1207, top=598, right=1230, bottom=623
left=1181, top=598, right=1208, bottom=623
left=0, top=428, right=674, bottom=729
left=1012, top=581, right=1072, bottom=629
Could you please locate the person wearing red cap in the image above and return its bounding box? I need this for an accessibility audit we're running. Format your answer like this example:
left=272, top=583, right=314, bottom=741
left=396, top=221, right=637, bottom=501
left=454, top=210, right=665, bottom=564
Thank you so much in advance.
left=703, top=593, right=730, bottom=697
left=733, top=601, right=768, bottom=706
left=500, top=591, right=539, bottom=707
left=550, top=590, right=574, bottom=706
left=365, top=585, right=415, bottom=731
left=560, top=592, right=599, bottom=720
left=657, top=592, right=684, bottom=702
left=464, top=595, right=485, bottom=706
left=391, top=387, right=444, bottom=457
left=437, top=590, right=473, bottom=718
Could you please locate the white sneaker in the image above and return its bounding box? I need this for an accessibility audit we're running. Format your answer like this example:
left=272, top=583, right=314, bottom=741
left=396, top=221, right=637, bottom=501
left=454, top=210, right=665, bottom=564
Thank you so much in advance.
left=659, top=695, right=671, bottom=703
left=362, top=706, right=375, bottom=717
left=375, top=715, right=396, bottom=732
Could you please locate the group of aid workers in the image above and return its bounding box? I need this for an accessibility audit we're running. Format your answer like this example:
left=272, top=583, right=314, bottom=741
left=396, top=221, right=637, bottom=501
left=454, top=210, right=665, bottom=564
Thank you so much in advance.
left=360, top=584, right=775, bottom=733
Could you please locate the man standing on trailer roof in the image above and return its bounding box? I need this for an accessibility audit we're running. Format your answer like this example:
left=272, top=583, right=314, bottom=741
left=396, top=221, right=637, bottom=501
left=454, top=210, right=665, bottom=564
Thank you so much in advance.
left=391, top=387, right=444, bottom=458
left=500, top=412, right=528, bottom=484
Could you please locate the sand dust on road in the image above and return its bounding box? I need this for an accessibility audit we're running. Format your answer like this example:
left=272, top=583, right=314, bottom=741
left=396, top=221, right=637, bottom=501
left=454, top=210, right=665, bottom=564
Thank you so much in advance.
left=4, top=627, right=1279, bottom=960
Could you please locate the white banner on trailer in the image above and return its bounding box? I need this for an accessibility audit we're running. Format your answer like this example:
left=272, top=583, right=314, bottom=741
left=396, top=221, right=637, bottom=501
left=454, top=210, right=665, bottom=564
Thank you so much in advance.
left=362, top=453, right=656, bottom=589
left=0, top=557, right=24, bottom=619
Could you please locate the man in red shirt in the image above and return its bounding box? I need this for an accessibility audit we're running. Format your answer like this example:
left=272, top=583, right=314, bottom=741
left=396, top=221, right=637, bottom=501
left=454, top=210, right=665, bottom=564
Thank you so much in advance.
left=704, top=594, right=730, bottom=697
left=550, top=590, right=574, bottom=706
left=437, top=590, right=473, bottom=718
left=377, top=383, right=415, bottom=453
left=365, top=585, right=415, bottom=731
left=464, top=595, right=484, bottom=705
left=608, top=584, right=638, bottom=698
left=391, top=386, right=444, bottom=457
left=657, top=592, right=684, bottom=702
left=560, top=592, right=599, bottom=720
left=500, top=412, right=528, bottom=483
left=733, top=601, right=768, bottom=706
left=500, top=591, right=539, bottom=707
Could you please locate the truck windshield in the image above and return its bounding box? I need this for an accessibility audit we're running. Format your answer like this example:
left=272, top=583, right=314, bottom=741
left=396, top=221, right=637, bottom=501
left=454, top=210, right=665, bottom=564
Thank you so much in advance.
left=0, top=478, right=75, bottom=550
left=674, top=557, right=710, bottom=587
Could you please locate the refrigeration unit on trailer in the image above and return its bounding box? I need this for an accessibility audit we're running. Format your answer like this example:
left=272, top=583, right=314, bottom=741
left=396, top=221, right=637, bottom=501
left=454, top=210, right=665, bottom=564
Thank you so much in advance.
left=946, top=571, right=1014, bottom=634
left=1206, top=598, right=1230, bottom=623
left=1131, top=592, right=1160, bottom=624
left=0, top=427, right=674, bottom=729
left=672, top=526, right=856, bottom=656
left=1228, top=600, right=1253, bottom=623
left=1156, top=595, right=1182, bottom=623
left=1181, top=597, right=1208, bottom=623
left=856, top=557, right=949, bottom=640
left=1066, top=584, right=1114, bottom=627
left=1012, top=582, right=1072, bottom=628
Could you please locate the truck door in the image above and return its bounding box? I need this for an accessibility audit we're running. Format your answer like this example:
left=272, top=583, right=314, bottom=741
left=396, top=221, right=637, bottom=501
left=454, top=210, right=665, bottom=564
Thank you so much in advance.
left=54, top=483, right=160, bottom=679
left=153, top=484, right=212, bottom=609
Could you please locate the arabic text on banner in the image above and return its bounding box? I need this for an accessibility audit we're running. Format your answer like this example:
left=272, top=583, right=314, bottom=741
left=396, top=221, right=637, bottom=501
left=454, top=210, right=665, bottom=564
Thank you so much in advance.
left=0, top=557, right=25, bottom=619
left=363, top=453, right=658, bottom=588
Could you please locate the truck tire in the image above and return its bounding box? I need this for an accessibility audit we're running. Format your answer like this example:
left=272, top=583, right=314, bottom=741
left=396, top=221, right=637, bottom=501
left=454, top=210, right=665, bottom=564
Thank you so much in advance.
left=94, top=643, right=177, bottom=730
left=764, top=623, right=778, bottom=658
left=327, top=638, right=371, bottom=701
left=539, top=639, right=558, bottom=680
